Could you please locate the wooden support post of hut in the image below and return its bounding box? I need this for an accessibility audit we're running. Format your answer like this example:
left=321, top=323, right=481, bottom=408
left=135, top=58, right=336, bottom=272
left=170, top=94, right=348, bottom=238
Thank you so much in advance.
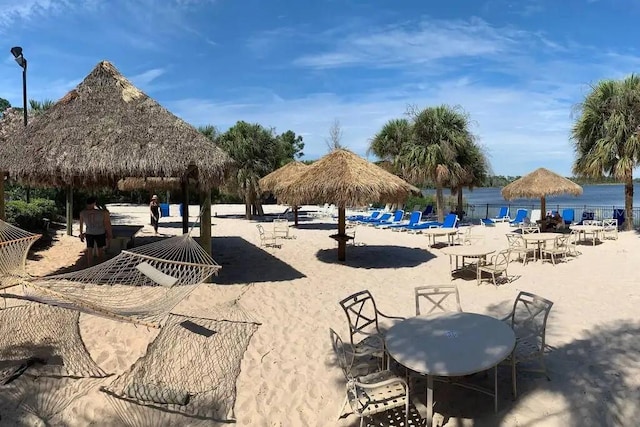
left=0, top=173, right=5, bottom=220
left=200, top=188, right=212, bottom=256
left=181, top=179, right=189, bottom=235
left=66, top=186, right=73, bottom=236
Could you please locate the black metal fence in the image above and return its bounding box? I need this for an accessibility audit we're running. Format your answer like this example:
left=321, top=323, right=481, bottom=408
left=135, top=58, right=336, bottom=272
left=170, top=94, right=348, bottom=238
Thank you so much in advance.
left=455, top=203, right=640, bottom=226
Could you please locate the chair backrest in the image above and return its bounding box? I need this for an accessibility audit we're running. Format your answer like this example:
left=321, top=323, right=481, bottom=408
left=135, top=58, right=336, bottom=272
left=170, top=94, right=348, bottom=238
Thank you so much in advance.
left=492, top=250, right=510, bottom=272
left=329, top=328, right=353, bottom=380
left=391, top=210, right=404, bottom=222
left=424, top=205, right=434, bottom=216
left=339, top=290, right=381, bottom=346
left=562, top=209, right=574, bottom=224
left=512, top=209, right=528, bottom=223
left=506, top=233, right=525, bottom=249
left=369, top=211, right=381, bottom=220
left=603, top=218, right=617, bottom=229
left=407, top=211, right=422, bottom=226
left=497, top=206, right=509, bottom=218
left=375, top=213, right=392, bottom=222
left=522, top=225, right=540, bottom=234
left=256, top=224, right=266, bottom=238
left=414, top=285, right=462, bottom=315
left=442, top=213, right=458, bottom=228
left=506, top=291, right=553, bottom=352
left=530, top=209, right=541, bottom=223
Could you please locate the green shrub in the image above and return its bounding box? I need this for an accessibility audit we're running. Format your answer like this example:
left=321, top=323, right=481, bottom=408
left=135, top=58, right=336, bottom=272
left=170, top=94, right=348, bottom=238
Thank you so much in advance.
left=5, top=198, right=58, bottom=231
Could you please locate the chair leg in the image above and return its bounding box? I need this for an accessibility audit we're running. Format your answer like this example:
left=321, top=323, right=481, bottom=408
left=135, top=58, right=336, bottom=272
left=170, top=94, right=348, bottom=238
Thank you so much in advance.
left=337, top=394, right=348, bottom=420
left=511, top=358, right=517, bottom=400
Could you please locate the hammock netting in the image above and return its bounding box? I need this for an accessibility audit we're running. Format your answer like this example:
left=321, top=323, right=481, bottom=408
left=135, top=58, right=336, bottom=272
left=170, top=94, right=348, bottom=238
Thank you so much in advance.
left=0, top=304, right=107, bottom=383
left=101, top=301, right=260, bottom=424
left=24, top=234, right=222, bottom=327
left=0, top=219, right=41, bottom=289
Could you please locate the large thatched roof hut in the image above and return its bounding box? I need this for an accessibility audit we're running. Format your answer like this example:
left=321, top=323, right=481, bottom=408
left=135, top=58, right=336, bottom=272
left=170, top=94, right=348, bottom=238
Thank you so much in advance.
left=0, top=60, right=231, bottom=188
left=276, top=149, right=418, bottom=261
left=259, top=161, right=308, bottom=194
left=502, top=167, right=582, bottom=227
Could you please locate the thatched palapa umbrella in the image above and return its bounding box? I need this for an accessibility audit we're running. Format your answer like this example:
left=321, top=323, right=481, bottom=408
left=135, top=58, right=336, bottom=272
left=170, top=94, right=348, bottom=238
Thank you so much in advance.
left=501, top=168, right=583, bottom=228
left=258, top=161, right=308, bottom=225
left=0, top=61, right=232, bottom=254
left=276, top=149, right=418, bottom=261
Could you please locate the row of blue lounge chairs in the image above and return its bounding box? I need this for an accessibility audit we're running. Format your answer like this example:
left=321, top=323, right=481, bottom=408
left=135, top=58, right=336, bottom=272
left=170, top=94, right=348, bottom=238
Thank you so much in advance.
left=482, top=207, right=625, bottom=228
left=347, top=208, right=459, bottom=232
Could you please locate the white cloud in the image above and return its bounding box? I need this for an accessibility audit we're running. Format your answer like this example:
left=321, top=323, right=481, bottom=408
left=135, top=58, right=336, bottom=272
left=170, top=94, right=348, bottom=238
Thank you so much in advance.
left=130, top=68, right=166, bottom=86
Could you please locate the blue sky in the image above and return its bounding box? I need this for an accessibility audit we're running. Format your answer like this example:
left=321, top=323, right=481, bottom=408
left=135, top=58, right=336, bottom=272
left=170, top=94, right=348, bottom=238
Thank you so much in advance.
left=1, top=0, right=639, bottom=176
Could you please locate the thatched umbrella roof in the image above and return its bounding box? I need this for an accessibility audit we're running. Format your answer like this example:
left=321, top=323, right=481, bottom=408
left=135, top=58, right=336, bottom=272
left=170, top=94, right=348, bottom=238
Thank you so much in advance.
left=258, top=161, right=308, bottom=193
left=276, top=149, right=418, bottom=261
left=275, top=149, right=419, bottom=207
left=502, top=168, right=582, bottom=228
left=0, top=60, right=231, bottom=188
left=117, top=177, right=197, bottom=192
left=501, top=168, right=583, bottom=200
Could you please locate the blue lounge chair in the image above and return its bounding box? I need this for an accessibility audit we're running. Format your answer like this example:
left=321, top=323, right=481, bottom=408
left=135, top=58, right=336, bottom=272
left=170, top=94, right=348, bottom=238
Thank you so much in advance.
left=561, top=209, right=575, bottom=225
left=375, top=210, right=405, bottom=228
left=436, top=213, right=459, bottom=229
left=481, top=218, right=496, bottom=226
left=613, top=208, right=625, bottom=228
left=422, top=205, right=436, bottom=220
left=348, top=210, right=380, bottom=222
left=509, top=209, right=528, bottom=227
left=408, top=213, right=458, bottom=233
left=361, top=212, right=392, bottom=225
left=388, top=211, right=423, bottom=231
left=493, top=206, right=510, bottom=222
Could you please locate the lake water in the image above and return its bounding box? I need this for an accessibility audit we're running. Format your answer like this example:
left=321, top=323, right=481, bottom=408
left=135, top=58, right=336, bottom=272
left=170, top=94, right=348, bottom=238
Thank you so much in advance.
left=425, top=184, right=637, bottom=208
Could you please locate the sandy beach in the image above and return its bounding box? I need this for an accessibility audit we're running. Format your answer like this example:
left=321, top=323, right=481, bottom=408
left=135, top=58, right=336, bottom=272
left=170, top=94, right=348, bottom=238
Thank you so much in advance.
left=1, top=203, right=639, bottom=426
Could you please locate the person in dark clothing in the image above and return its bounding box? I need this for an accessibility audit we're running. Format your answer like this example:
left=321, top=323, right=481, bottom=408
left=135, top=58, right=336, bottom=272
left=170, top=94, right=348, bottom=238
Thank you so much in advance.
left=150, top=194, right=161, bottom=235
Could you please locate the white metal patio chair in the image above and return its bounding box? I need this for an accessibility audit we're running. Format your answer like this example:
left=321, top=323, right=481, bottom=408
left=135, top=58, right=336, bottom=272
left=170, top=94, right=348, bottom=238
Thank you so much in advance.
left=331, top=329, right=409, bottom=427
left=540, top=234, right=569, bottom=265
left=256, top=224, right=281, bottom=249
left=338, top=290, right=405, bottom=365
left=478, top=249, right=511, bottom=287
left=414, top=285, right=462, bottom=315
left=506, top=233, right=535, bottom=265
left=602, top=218, right=618, bottom=240
left=501, top=291, right=554, bottom=398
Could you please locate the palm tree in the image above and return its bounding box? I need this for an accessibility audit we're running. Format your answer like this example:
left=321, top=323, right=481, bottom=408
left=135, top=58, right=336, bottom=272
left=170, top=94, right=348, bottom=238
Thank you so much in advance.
left=572, top=75, right=640, bottom=231
left=397, top=105, right=475, bottom=222
left=450, top=140, right=491, bottom=219
left=368, top=118, right=412, bottom=163
left=28, top=99, right=55, bottom=114
left=217, top=121, right=280, bottom=219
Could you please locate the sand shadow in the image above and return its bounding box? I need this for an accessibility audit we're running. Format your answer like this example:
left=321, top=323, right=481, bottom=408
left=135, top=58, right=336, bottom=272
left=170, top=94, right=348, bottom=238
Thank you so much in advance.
left=315, top=245, right=434, bottom=269
left=210, top=236, right=305, bottom=284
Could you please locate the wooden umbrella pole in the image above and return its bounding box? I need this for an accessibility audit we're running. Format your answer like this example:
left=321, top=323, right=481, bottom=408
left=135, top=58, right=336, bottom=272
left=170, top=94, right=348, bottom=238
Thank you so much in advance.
left=338, top=207, right=346, bottom=261
left=294, top=206, right=299, bottom=226
left=540, top=196, right=546, bottom=230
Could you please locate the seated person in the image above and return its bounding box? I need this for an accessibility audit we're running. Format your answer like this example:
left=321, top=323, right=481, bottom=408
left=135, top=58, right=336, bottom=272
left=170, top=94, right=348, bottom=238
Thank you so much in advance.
left=545, top=212, right=564, bottom=230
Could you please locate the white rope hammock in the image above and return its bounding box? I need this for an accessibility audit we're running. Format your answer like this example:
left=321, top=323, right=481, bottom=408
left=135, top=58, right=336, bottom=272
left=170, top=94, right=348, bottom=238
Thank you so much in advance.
left=24, top=234, right=221, bottom=328
left=0, top=219, right=41, bottom=289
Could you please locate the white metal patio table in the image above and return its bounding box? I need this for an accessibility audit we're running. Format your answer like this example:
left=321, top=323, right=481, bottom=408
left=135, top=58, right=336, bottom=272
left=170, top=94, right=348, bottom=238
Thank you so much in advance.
left=422, top=227, right=459, bottom=247
left=385, top=312, right=515, bottom=427
left=441, top=245, right=495, bottom=282
left=569, top=224, right=604, bottom=246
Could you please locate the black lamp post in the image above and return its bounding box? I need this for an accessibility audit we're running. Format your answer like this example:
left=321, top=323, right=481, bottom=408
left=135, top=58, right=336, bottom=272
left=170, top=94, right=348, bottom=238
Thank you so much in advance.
left=10, top=46, right=29, bottom=202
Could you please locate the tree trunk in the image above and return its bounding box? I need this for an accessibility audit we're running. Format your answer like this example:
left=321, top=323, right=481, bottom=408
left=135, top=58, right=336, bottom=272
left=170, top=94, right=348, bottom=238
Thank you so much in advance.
left=254, top=199, right=265, bottom=216
left=456, top=187, right=464, bottom=219
left=436, top=186, right=445, bottom=223
left=244, top=191, right=252, bottom=220
left=625, top=177, right=633, bottom=231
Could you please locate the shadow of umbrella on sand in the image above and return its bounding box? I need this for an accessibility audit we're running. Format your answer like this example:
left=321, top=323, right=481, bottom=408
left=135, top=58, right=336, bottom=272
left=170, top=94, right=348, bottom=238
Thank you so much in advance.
left=501, top=168, right=583, bottom=228
left=259, top=161, right=308, bottom=226
left=272, top=149, right=419, bottom=261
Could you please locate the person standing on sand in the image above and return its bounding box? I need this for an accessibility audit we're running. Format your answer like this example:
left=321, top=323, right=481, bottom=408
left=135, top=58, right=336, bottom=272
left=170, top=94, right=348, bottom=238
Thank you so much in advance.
left=150, top=194, right=161, bottom=235
left=79, top=196, right=112, bottom=266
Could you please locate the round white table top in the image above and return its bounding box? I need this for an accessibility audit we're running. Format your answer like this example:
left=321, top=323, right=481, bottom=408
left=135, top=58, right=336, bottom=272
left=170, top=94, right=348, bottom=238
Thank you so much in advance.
left=521, top=232, right=561, bottom=242
left=385, top=312, right=515, bottom=377
left=422, top=228, right=459, bottom=236
left=570, top=225, right=604, bottom=232
left=441, top=245, right=495, bottom=257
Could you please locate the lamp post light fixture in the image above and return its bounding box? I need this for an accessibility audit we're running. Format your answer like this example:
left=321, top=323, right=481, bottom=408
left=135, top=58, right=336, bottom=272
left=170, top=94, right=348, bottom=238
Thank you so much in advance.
left=10, top=47, right=27, bottom=127
left=10, top=46, right=29, bottom=202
